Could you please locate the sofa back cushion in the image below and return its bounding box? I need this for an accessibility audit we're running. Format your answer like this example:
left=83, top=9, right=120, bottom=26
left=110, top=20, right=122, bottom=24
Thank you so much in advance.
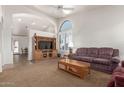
left=98, top=48, right=113, bottom=59
left=87, top=48, right=98, bottom=57
left=76, top=48, right=87, bottom=56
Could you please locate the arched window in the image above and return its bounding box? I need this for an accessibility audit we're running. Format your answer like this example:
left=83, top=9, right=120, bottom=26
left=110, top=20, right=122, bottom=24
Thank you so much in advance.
left=60, top=20, right=72, bottom=32
left=59, top=20, right=73, bottom=56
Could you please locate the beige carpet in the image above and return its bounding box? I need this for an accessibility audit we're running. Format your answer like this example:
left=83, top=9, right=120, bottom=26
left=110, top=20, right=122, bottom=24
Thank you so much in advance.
left=0, top=57, right=111, bottom=87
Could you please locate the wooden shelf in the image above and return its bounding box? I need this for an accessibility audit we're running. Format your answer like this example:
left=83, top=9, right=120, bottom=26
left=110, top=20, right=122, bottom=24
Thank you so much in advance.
left=32, top=34, right=57, bottom=61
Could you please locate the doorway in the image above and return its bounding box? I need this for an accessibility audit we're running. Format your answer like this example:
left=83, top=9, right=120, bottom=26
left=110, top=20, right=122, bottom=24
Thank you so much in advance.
left=13, top=40, right=19, bottom=54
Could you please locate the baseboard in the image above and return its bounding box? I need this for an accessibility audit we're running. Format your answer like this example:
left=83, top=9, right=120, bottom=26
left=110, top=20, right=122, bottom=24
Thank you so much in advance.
left=0, top=53, right=2, bottom=72
left=2, top=64, right=14, bottom=70
left=0, top=68, right=2, bottom=72
left=13, top=53, right=20, bottom=55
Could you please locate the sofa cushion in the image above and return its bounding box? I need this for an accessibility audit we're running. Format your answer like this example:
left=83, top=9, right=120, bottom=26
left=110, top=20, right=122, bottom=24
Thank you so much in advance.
left=98, top=48, right=113, bottom=59
left=108, top=71, right=124, bottom=87
left=80, top=56, right=93, bottom=62
left=76, top=48, right=87, bottom=56
left=71, top=55, right=82, bottom=60
left=93, top=58, right=111, bottom=65
left=111, top=72, right=124, bottom=87
left=87, top=48, right=98, bottom=57
left=112, top=72, right=124, bottom=78
left=114, top=66, right=124, bottom=73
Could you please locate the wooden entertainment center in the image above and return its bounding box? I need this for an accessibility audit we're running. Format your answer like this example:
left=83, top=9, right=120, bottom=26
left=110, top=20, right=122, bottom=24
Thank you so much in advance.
left=33, top=34, right=57, bottom=61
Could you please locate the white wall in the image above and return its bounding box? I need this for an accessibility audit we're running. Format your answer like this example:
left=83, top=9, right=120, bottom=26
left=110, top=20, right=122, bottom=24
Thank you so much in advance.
left=1, top=6, right=13, bottom=65
left=28, top=29, right=56, bottom=60
left=0, top=5, right=59, bottom=69
left=0, top=6, right=2, bottom=72
left=0, top=5, right=58, bottom=67
left=0, top=22, right=2, bottom=71
left=59, top=6, right=124, bottom=60
left=12, top=36, right=28, bottom=54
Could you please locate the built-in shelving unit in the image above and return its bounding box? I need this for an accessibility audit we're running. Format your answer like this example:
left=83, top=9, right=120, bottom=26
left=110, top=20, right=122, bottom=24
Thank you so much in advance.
left=33, top=34, right=57, bottom=61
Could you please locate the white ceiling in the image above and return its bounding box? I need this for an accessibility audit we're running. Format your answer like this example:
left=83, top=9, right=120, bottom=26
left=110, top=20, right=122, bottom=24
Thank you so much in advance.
left=11, top=5, right=103, bottom=36
left=33, top=5, right=101, bottom=18
left=12, top=13, right=55, bottom=36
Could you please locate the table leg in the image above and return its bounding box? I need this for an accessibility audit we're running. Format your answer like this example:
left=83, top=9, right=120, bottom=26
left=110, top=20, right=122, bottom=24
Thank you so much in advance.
left=65, top=65, right=67, bottom=70
left=88, top=67, right=90, bottom=74
left=58, top=62, right=59, bottom=69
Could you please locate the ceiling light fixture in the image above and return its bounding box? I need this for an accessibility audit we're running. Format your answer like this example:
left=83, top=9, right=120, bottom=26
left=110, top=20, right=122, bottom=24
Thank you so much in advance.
left=31, top=22, right=36, bottom=25
left=63, top=10, right=72, bottom=14
left=63, top=5, right=74, bottom=9
left=18, top=18, right=22, bottom=22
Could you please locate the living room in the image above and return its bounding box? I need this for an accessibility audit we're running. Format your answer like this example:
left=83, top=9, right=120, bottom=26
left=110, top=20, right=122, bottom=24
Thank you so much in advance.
left=0, top=0, right=124, bottom=91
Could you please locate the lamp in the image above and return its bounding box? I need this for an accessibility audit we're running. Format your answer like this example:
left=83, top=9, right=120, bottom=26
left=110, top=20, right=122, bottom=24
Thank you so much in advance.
left=62, top=5, right=74, bottom=14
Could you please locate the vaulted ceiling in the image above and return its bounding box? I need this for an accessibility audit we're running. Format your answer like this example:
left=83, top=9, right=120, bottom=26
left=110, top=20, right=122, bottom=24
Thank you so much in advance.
left=9, top=5, right=102, bottom=36
left=12, top=13, right=55, bottom=36
left=32, top=5, right=101, bottom=18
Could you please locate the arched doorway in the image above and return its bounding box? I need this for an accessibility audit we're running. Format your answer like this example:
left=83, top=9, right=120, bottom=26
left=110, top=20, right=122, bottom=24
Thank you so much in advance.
left=59, top=20, right=73, bottom=56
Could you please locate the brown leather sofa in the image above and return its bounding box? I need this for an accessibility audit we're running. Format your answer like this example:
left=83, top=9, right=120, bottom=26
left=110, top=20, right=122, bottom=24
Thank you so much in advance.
left=69, top=47, right=120, bottom=73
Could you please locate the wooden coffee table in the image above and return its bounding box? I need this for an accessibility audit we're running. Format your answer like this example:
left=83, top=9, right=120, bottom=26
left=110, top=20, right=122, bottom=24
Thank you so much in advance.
left=58, top=59, right=90, bottom=79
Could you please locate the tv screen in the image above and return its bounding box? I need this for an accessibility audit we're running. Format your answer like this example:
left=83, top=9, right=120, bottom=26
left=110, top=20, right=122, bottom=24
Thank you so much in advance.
left=38, top=41, right=53, bottom=49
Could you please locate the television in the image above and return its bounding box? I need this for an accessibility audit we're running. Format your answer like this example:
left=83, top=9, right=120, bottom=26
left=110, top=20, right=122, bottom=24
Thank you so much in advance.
left=38, top=41, right=53, bottom=49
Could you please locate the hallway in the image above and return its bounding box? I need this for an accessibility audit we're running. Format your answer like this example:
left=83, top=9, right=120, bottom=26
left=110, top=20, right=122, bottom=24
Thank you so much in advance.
left=13, top=54, right=29, bottom=64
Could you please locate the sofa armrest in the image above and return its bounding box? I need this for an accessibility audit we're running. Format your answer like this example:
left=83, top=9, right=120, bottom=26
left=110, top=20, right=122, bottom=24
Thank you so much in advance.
left=111, top=56, right=120, bottom=64
left=121, top=61, right=124, bottom=67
